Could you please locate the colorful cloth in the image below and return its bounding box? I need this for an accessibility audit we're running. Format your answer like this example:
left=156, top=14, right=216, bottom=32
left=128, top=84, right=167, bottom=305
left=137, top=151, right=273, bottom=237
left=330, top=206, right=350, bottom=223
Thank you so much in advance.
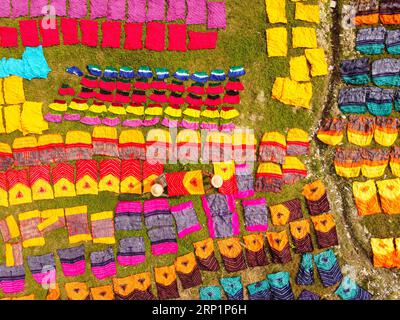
left=38, top=208, right=65, bottom=234
left=366, top=87, right=394, bottom=116
left=18, top=210, right=45, bottom=248
left=353, top=180, right=381, bottom=216
left=217, top=238, right=247, bottom=273
left=193, top=238, right=220, bottom=271
left=117, top=237, right=146, bottom=266
left=166, top=170, right=205, bottom=197
left=241, top=198, right=268, bottom=232
left=176, top=129, right=201, bottom=164
left=0, top=172, right=8, bottom=207
left=311, top=214, right=339, bottom=249
left=90, top=247, right=117, bottom=280
left=65, top=131, right=93, bottom=161
left=154, top=265, right=180, bottom=300
left=99, top=159, right=121, bottom=193
left=27, top=253, right=56, bottom=286
left=0, top=265, right=25, bottom=294
left=355, top=0, right=379, bottom=25
left=272, top=77, right=312, bottom=109
left=203, top=131, right=232, bottom=163
left=390, top=146, right=400, bottom=177
left=289, top=219, right=314, bottom=253
left=76, top=160, right=98, bottom=195
left=207, top=1, right=226, bottom=29
left=29, top=165, right=54, bottom=201
left=270, top=198, right=303, bottom=226
left=175, top=252, right=202, bottom=289
left=266, top=230, right=292, bottom=264
left=372, top=58, right=400, bottom=87
left=361, top=148, right=389, bottom=178
left=247, top=280, right=271, bottom=300
left=64, top=282, right=90, bottom=300
left=340, top=58, right=371, bottom=85
left=232, top=130, right=256, bottom=163
left=356, top=26, right=386, bottom=55
left=146, top=128, right=172, bottom=163
left=91, top=211, right=115, bottom=245
left=287, top=128, right=309, bottom=156
left=296, top=253, right=314, bottom=286
left=120, top=159, right=142, bottom=194
left=57, top=245, right=86, bottom=277
left=282, top=156, right=307, bottom=184
left=0, top=143, right=13, bottom=172
left=266, top=27, right=287, bottom=57
left=255, top=162, right=283, bottom=193
left=371, top=238, right=396, bottom=268
left=171, top=201, right=201, bottom=238
left=220, top=276, right=243, bottom=300
left=115, top=201, right=142, bottom=231
left=186, top=0, right=206, bottom=24
left=52, top=163, right=76, bottom=198
left=38, top=134, right=66, bottom=164
left=302, top=180, right=331, bottom=215
left=375, top=117, right=398, bottom=147
left=113, top=273, right=155, bottom=300
left=314, top=249, right=343, bottom=287
left=265, top=0, right=287, bottom=23
left=376, top=178, right=400, bottom=214
left=334, top=147, right=363, bottom=178
left=200, top=286, right=222, bottom=300
left=259, top=132, right=286, bottom=164
left=166, top=0, right=185, bottom=21
left=0, top=215, right=20, bottom=242
left=298, top=289, right=321, bottom=300
left=12, top=136, right=40, bottom=167
left=338, top=87, right=368, bottom=114
left=118, top=129, right=146, bottom=160
left=267, top=272, right=295, bottom=300
left=5, top=243, right=23, bottom=267
left=90, top=285, right=115, bottom=300
left=235, top=164, right=255, bottom=199
left=380, top=0, right=400, bottom=25
left=92, top=126, right=119, bottom=157
left=7, top=169, right=32, bottom=206
left=243, top=234, right=268, bottom=268
left=65, top=206, right=92, bottom=244
left=335, top=276, right=372, bottom=300
left=143, top=160, right=164, bottom=193
left=386, top=29, right=400, bottom=54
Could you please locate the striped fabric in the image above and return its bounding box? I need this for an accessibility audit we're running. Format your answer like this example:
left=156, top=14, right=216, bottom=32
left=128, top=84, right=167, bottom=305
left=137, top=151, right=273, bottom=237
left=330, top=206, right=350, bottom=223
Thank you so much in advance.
left=302, top=180, right=331, bottom=215
left=347, top=115, right=375, bottom=146
left=113, top=275, right=143, bottom=300
left=27, top=253, right=56, bottom=285
left=0, top=142, right=13, bottom=171
left=235, top=163, right=255, bottom=199
left=217, top=238, right=247, bottom=273
left=266, top=230, right=292, bottom=264
left=334, top=147, right=362, bottom=178
left=118, top=129, right=146, bottom=160
left=361, top=148, right=390, bottom=178
left=355, top=0, right=379, bottom=25
left=5, top=243, right=23, bottom=267
left=91, top=211, right=115, bottom=244
left=298, top=289, right=321, bottom=300
left=0, top=172, right=7, bottom=207
left=7, top=169, right=32, bottom=206
left=92, top=126, right=119, bottom=157
left=99, top=159, right=121, bottom=193
left=296, top=253, right=314, bottom=285
left=166, top=170, right=205, bottom=197
left=38, top=134, right=66, bottom=164
left=0, top=215, right=20, bottom=242
left=39, top=208, right=65, bottom=234
left=65, top=206, right=92, bottom=244
left=114, top=201, right=143, bottom=231
left=143, top=160, right=164, bottom=193
left=193, top=238, right=220, bottom=271
left=154, top=265, right=180, bottom=300
left=220, top=276, right=243, bottom=300
left=232, top=130, right=256, bottom=163
left=247, top=280, right=271, bottom=300
left=242, top=198, right=269, bottom=232
left=76, top=160, right=98, bottom=195
left=120, top=160, right=141, bottom=194
left=317, top=118, right=347, bottom=146
left=171, top=201, right=201, bottom=238
left=58, top=245, right=86, bottom=277
left=52, top=163, right=76, bottom=198
left=267, top=271, right=295, bottom=300
left=213, top=161, right=237, bottom=195
left=175, top=252, right=202, bottom=289
left=65, top=282, right=90, bottom=300
left=125, top=272, right=156, bottom=300
left=0, top=265, right=25, bottom=294
left=146, top=129, right=172, bottom=163
left=18, top=210, right=45, bottom=248
left=314, top=249, right=343, bottom=287
left=90, top=285, right=115, bottom=300
left=12, top=136, right=40, bottom=167
left=117, top=237, right=146, bottom=266
left=335, top=276, right=372, bottom=300
left=375, top=117, right=398, bottom=147
left=202, top=131, right=232, bottom=163
left=176, top=129, right=200, bottom=164
left=286, top=128, right=309, bottom=156
left=255, top=162, right=283, bottom=193
left=90, top=247, right=117, bottom=280
left=243, top=234, right=268, bottom=267
left=311, top=214, right=339, bottom=249
left=270, top=198, right=303, bottom=226
left=29, top=165, right=54, bottom=201
left=282, top=156, right=307, bottom=185
left=65, top=131, right=93, bottom=161
left=259, top=132, right=287, bottom=164
left=289, top=219, right=314, bottom=253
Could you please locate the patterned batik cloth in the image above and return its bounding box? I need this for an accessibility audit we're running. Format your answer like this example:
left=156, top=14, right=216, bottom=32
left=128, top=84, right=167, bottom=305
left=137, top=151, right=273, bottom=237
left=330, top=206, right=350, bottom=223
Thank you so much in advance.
left=171, top=201, right=202, bottom=238
left=174, top=252, right=203, bottom=289
left=0, top=171, right=8, bottom=207
left=91, top=211, right=115, bottom=244
left=220, top=276, right=243, bottom=300
left=57, top=245, right=86, bottom=277
left=92, top=126, right=119, bottom=157
left=255, top=162, right=283, bottom=193
left=241, top=198, right=268, bottom=232
left=0, top=215, right=20, bottom=242
left=5, top=243, right=23, bottom=267
left=154, top=265, right=180, bottom=300
left=18, top=210, right=45, bottom=248
left=0, top=143, right=13, bottom=172
left=267, top=271, right=295, bottom=300
left=193, top=238, right=220, bottom=271
left=269, top=198, right=303, bottom=226
left=213, top=161, right=238, bottom=195
left=289, top=219, right=314, bottom=253
left=115, top=201, right=143, bottom=231
left=298, top=289, right=321, bottom=300
left=118, top=129, right=146, bottom=160
left=314, top=249, right=343, bottom=287
left=65, top=131, right=93, bottom=161
left=217, top=238, right=247, bottom=273
left=200, top=286, right=222, bottom=300
left=90, top=247, right=117, bottom=280
left=27, top=253, right=56, bottom=285
left=143, top=160, right=164, bottom=193
left=65, top=206, right=92, bottom=244
left=266, top=230, right=292, bottom=264
left=38, top=208, right=65, bottom=234
left=64, top=282, right=90, bottom=300
left=29, top=165, right=54, bottom=201
left=0, top=265, right=25, bottom=294
left=376, top=178, right=400, bottom=214
left=259, top=132, right=287, bottom=164
left=335, top=276, right=372, bottom=300
left=99, top=159, right=121, bottom=193
left=166, top=170, right=205, bottom=197
left=12, top=136, right=40, bottom=167
left=76, top=160, right=98, bottom=195
left=52, top=163, right=76, bottom=198
left=352, top=180, right=381, bottom=216
left=334, top=147, right=363, bottom=178
left=38, top=134, right=66, bottom=164
left=117, top=237, right=146, bottom=266
left=296, top=253, right=314, bottom=286
left=235, top=163, right=255, bottom=199
left=247, top=280, right=271, bottom=300
left=7, top=168, right=32, bottom=206
left=311, top=214, right=339, bottom=249
left=243, top=234, right=268, bottom=267
left=302, top=180, right=331, bottom=215
left=317, top=118, right=347, bottom=146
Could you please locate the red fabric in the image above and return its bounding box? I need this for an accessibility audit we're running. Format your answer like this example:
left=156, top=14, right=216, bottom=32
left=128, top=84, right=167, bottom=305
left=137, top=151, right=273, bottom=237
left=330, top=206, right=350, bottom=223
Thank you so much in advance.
left=76, top=160, right=98, bottom=181
left=102, top=21, right=121, bottom=48
left=0, top=26, right=18, bottom=47
left=188, top=31, right=218, bottom=50
left=145, top=22, right=166, bottom=51
left=121, top=160, right=141, bottom=181
left=29, top=165, right=51, bottom=185
left=124, top=23, right=143, bottom=50
left=52, top=163, right=75, bottom=184
left=60, top=18, right=80, bottom=45
left=80, top=20, right=99, bottom=47
left=6, top=169, right=29, bottom=189
left=19, top=20, right=40, bottom=47
left=166, top=172, right=188, bottom=197
left=168, top=24, right=187, bottom=52
left=39, top=20, right=60, bottom=47
left=100, top=159, right=121, bottom=179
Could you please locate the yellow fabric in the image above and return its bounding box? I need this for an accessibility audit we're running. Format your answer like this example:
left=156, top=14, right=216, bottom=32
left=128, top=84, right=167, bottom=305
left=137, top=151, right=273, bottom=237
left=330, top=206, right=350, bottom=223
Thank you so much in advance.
left=93, top=126, right=118, bottom=139
left=6, top=215, right=20, bottom=239
left=217, top=238, right=242, bottom=259
left=12, top=136, right=38, bottom=150
left=362, top=162, right=388, bottom=179
left=31, top=177, right=54, bottom=201
left=257, top=162, right=282, bottom=176
left=54, top=179, right=76, bottom=198
left=113, top=276, right=136, bottom=297
left=176, top=129, right=200, bottom=144
left=154, top=265, right=177, bottom=286
left=353, top=180, right=381, bottom=216
left=145, top=105, right=163, bottom=116
left=0, top=188, right=8, bottom=207
left=66, top=131, right=92, bottom=145
left=376, top=178, right=400, bottom=215
left=4, top=105, right=22, bottom=134
left=5, top=243, right=15, bottom=267
left=290, top=56, right=310, bottom=82
left=183, top=106, right=201, bottom=118
left=232, top=131, right=257, bottom=147
left=261, top=131, right=287, bottom=146
left=89, top=104, right=107, bottom=114
left=99, top=175, right=120, bottom=194
left=37, top=216, right=59, bottom=232
left=0, top=106, right=5, bottom=133
left=4, top=76, right=25, bottom=105
left=272, top=77, right=313, bottom=109
left=193, top=238, right=215, bottom=259
left=0, top=142, right=11, bottom=154
left=132, top=272, right=152, bottom=292
left=305, top=48, right=328, bottom=77
left=69, top=234, right=92, bottom=244
left=371, top=238, right=395, bottom=268
left=311, top=214, right=336, bottom=233
left=287, top=128, right=309, bottom=143
left=164, top=106, right=182, bottom=118
left=68, top=100, right=89, bottom=111
left=266, top=230, right=289, bottom=251
left=302, top=180, right=326, bottom=201
left=119, top=129, right=145, bottom=145
left=76, top=175, right=98, bottom=196
left=91, top=211, right=113, bottom=221
left=243, top=234, right=265, bottom=252
left=120, top=176, right=141, bottom=194
left=270, top=203, right=291, bottom=226
left=220, top=107, right=240, bottom=120
left=214, top=161, right=235, bottom=180
left=201, top=107, right=220, bottom=119
left=126, top=105, right=144, bottom=115
left=283, top=156, right=307, bottom=172
left=295, top=3, right=320, bottom=23
left=48, top=101, right=67, bottom=112
left=292, top=27, right=318, bottom=48
left=38, top=134, right=63, bottom=147
left=21, top=101, right=48, bottom=135
left=147, top=129, right=171, bottom=144
left=108, top=105, right=126, bottom=115
left=206, top=131, right=232, bottom=145
left=289, top=219, right=311, bottom=240
left=65, top=282, right=89, bottom=300
left=266, top=28, right=288, bottom=57
left=0, top=79, right=4, bottom=104
left=9, top=184, right=32, bottom=206
left=265, top=0, right=287, bottom=23
left=19, top=209, right=40, bottom=221
left=182, top=170, right=205, bottom=195
left=47, top=284, right=61, bottom=300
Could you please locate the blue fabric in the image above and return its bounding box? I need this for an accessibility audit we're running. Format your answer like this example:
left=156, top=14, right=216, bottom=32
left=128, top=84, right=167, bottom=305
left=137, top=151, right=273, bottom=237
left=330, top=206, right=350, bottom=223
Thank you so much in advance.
left=0, top=46, right=51, bottom=80
left=356, top=44, right=385, bottom=55
left=395, top=91, right=400, bottom=111
left=366, top=88, right=394, bottom=116
left=298, top=289, right=321, bottom=300
left=191, top=72, right=209, bottom=83
left=267, top=271, right=295, bottom=300
left=220, top=276, right=243, bottom=300
left=228, top=66, right=246, bottom=78
left=356, top=27, right=386, bottom=55
left=296, top=253, right=314, bottom=286
left=200, top=286, right=222, bottom=300
left=335, top=276, right=372, bottom=300
left=314, top=249, right=343, bottom=287
left=342, top=74, right=371, bottom=85
left=247, top=280, right=271, bottom=300
left=66, top=66, right=83, bottom=77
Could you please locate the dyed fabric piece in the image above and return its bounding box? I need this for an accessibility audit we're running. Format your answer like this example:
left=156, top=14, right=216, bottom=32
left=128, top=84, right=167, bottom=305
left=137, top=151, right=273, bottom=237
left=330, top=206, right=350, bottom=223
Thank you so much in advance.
left=143, top=160, right=164, bottom=193
left=171, top=201, right=201, bottom=238
left=200, top=286, right=222, bottom=300
left=166, top=170, right=205, bottom=197
left=366, top=87, right=394, bottom=116
left=76, top=160, right=98, bottom=195
left=255, top=162, right=283, bottom=193
left=282, top=156, right=307, bottom=184
left=290, top=55, right=310, bottom=82
left=298, top=289, right=321, bottom=300
left=347, top=115, right=375, bottom=147
left=340, top=58, right=371, bottom=85
left=375, top=117, right=398, bottom=147
left=295, top=2, right=320, bottom=23
left=391, top=146, right=400, bottom=177
left=311, top=214, right=339, bottom=249
left=372, top=58, right=400, bottom=86
left=338, top=87, right=368, bottom=114
left=207, top=1, right=226, bottom=29
left=376, top=178, right=400, bottom=214
left=265, top=0, right=287, bottom=23
left=334, top=148, right=363, bottom=178
left=12, top=136, right=40, bottom=167
left=127, top=0, right=146, bottom=22
left=99, top=159, right=121, bottom=194
left=203, top=131, right=232, bottom=163
left=91, top=211, right=115, bottom=245
left=317, top=118, right=347, bottom=146
left=19, top=20, right=40, bottom=47
left=91, top=0, right=108, bottom=18
left=18, top=210, right=44, bottom=248
left=4, top=76, right=25, bottom=104
left=287, top=128, right=309, bottom=156
left=233, top=130, right=256, bottom=163
left=0, top=265, right=25, bottom=294
left=289, top=219, right=314, bottom=253
left=91, top=285, right=115, bottom=300
left=39, top=208, right=65, bottom=234
left=220, top=276, right=243, bottom=300
left=271, top=77, right=312, bottom=109
left=235, top=164, right=255, bottom=199
left=386, top=30, right=400, bottom=54
left=65, top=282, right=89, bottom=300
left=115, top=201, right=142, bottom=231
left=124, top=23, right=143, bottom=49
left=371, top=238, right=396, bottom=268
left=0, top=144, right=13, bottom=173
left=65, top=206, right=92, bottom=244
left=145, top=22, right=166, bottom=51
left=175, top=252, right=202, bottom=289
left=186, top=0, right=206, bottom=24
left=166, top=0, right=185, bottom=21
left=29, top=165, right=54, bottom=201
left=30, top=0, right=47, bottom=17
left=247, top=280, right=271, bottom=300
left=188, top=31, right=218, bottom=50
left=146, top=128, right=172, bottom=163
left=11, top=0, right=28, bottom=18
left=108, top=0, right=126, bottom=20
left=7, top=169, right=32, bottom=206
left=305, top=48, right=328, bottom=77
left=154, top=265, right=180, bottom=300
left=242, top=198, right=268, bottom=232
left=361, top=148, right=390, bottom=178
left=335, top=276, right=372, bottom=300
left=266, top=27, right=287, bottom=57
left=27, top=253, right=56, bottom=285
left=302, top=180, right=330, bottom=215
left=176, top=129, right=200, bottom=163
left=5, top=243, right=23, bottom=267
left=118, top=129, right=146, bottom=160
left=267, top=272, right=295, bottom=300
left=0, top=215, right=20, bottom=242
left=40, top=20, right=60, bottom=47
left=168, top=23, right=187, bottom=51
left=4, top=105, right=22, bottom=134
left=356, top=27, right=386, bottom=55
left=292, top=27, right=317, bottom=48
left=21, top=101, right=48, bottom=135
left=92, top=126, right=119, bottom=157
left=69, top=0, right=87, bottom=18
left=117, top=237, right=145, bottom=266
left=90, top=247, right=117, bottom=280
left=120, top=160, right=142, bottom=194
left=52, top=163, right=76, bottom=198
left=380, top=0, right=400, bottom=25
left=147, top=0, right=165, bottom=21
left=243, top=234, right=268, bottom=268
left=38, top=134, right=66, bottom=164
left=193, top=238, right=220, bottom=271
left=314, top=249, right=343, bottom=287
left=65, top=131, right=93, bottom=161
left=213, top=161, right=237, bottom=195
left=202, top=194, right=240, bottom=239
left=102, top=21, right=122, bottom=48
left=80, top=20, right=99, bottom=47
left=218, top=238, right=247, bottom=273
left=270, top=198, right=302, bottom=226
left=355, top=0, right=379, bottom=25
left=51, top=0, right=66, bottom=15
left=296, top=253, right=314, bottom=286
left=0, top=26, right=18, bottom=47
left=113, top=273, right=155, bottom=300
left=266, top=231, right=292, bottom=264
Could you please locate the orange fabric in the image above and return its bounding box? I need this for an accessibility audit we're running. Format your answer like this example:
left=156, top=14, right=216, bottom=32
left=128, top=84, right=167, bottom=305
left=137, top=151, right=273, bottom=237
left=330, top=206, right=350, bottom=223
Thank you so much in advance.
left=289, top=219, right=311, bottom=240
left=174, top=252, right=197, bottom=274
left=243, top=234, right=265, bottom=252
left=371, top=238, right=396, bottom=268
left=91, top=285, right=115, bottom=300
left=311, top=213, right=336, bottom=233
left=154, top=265, right=177, bottom=286
left=266, top=230, right=289, bottom=251
left=193, top=238, right=215, bottom=259
left=65, top=282, right=89, bottom=300
left=132, top=272, right=152, bottom=292
left=217, top=238, right=242, bottom=259
left=302, top=180, right=326, bottom=201
left=46, top=284, right=60, bottom=300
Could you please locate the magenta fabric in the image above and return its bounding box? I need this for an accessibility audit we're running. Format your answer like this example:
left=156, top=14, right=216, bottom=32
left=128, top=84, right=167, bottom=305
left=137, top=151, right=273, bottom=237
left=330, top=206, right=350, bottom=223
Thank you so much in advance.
left=145, top=22, right=166, bottom=51
left=166, top=0, right=185, bottom=21
left=151, top=243, right=178, bottom=256
left=127, top=0, right=146, bottom=22
left=40, top=19, right=60, bottom=46
left=30, top=0, right=48, bottom=17
left=168, top=23, right=187, bottom=51
left=91, top=263, right=117, bottom=280
left=31, top=270, right=56, bottom=285
left=19, top=20, right=40, bottom=47
left=61, top=261, right=86, bottom=277
left=0, top=0, right=10, bottom=17
left=207, top=1, right=226, bottom=29
left=124, top=23, right=143, bottom=50
left=69, top=0, right=87, bottom=18
left=11, top=0, right=28, bottom=18
left=80, top=20, right=99, bottom=47
left=147, top=0, right=165, bottom=21
left=60, top=17, right=80, bottom=45
left=186, top=0, right=206, bottom=24
left=188, top=30, right=218, bottom=50
left=117, top=255, right=145, bottom=266
left=1, top=280, right=25, bottom=294
left=102, top=21, right=122, bottom=48
left=107, top=0, right=126, bottom=20
left=51, top=0, right=66, bottom=16
left=90, top=0, right=108, bottom=19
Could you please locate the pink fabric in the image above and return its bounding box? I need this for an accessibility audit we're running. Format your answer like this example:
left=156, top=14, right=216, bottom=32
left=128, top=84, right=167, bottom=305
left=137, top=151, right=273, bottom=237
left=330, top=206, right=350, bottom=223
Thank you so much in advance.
left=39, top=19, right=60, bottom=47
left=108, top=0, right=126, bottom=20
left=145, top=22, right=166, bottom=51
left=226, top=194, right=240, bottom=236
left=61, top=17, right=80, bottom=45
left=91, top=0, right=108, bottom=19
left=246, top=224, right=268, bottom=232
left=127, top=0, right=146, bottom=22
left=11, top=0, right=28, bottom=18
left=235, top=189, right=254, bottom=199
left=151, top=243, right=178, bottom=256
left=207, top=1, right=226, bottom=29
left=168, top=23, right=187, bottom=51
left=19, top=20, right=40, bottom=47
left=178, top=224, right=202, bottom=238
left=31, top=270, right=56, bottom=285
left=186, top=0, right=206, bottom=24
left=144, top=198, right=169, bottom=213
left=69, top=0, right=87, bottom=18
left=51, top=0, right=66, bottom=16
left=115, top=201, right=142, bottom=213
left=0, top=0, right=10, bottom=17
left=102, top=21, right=122, bottom=48
left=1, top=280, right=25, bottom=294
left=30, top=0, right=47, bottom=17
left=124, top=23, right=143, bottom=50
left=61, top=261, right=86, bottom=277
left=80, top=20, right=99, bottom=47
left=170, top=201, right=192, bottom=212
left=117, top=255, right=146, bottom=266
left=201, top=196, right=216, bottom=238
left=147, top=0, right=165, bottom=21
left=188, top=31, right=218, bottom=50
left=242, top=198, right=266, bottom=207
left=167, top=0, right=186, bottom=21
left=91, top=263, right=117, bottom=280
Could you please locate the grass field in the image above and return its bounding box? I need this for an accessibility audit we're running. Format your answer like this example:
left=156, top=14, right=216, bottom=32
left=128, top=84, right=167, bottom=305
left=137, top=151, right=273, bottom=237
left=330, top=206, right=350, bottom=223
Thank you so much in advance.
left=0, top=0, right=346, bottom=300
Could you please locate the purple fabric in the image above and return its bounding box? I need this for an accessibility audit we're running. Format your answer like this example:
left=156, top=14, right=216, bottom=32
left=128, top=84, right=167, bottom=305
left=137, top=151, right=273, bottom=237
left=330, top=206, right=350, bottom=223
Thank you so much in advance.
left=51, top=0, right=66, bottom=16
left=90, top=0, right=108, bottom=19
left=207, top=1, right=226, bottom=29
left=108, top=0, right=126, bottom=20
left=68, top=0, right=87, bottom=18
left=102, top=117, right=121, bottom=126
left=127, top=0, right=146, bottom=22
left=30, top=0, right=48, bottom=17
left=186, top=0, right=206, bottom=24
left=0, top=0, right=10, bottom=17
left=11, top=0, right=28, bottom=18
left=64, top=113, right=81, bottom=121
left=166, top=0, right=185, bottom=21
left=81, top=116, right=102, bottom=125
left=123, top=119, right=143, bottom=127
left=45, top=113, right=63, bottom=123
left=147, top=0, right=165, bottom=21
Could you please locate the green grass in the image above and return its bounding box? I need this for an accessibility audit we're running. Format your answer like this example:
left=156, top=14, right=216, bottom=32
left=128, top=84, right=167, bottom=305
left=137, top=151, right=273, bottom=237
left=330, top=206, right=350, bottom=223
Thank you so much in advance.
left=0, top=0, right=336, bottom=300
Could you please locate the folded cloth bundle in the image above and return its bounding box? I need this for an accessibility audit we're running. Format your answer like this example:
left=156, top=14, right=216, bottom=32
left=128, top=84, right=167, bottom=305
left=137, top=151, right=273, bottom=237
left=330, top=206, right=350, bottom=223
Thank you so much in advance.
left=174, top=252, right=202, bottom=289
left=117, top=237, right=145, bottom=266
left=266, top=230, right=292, bottom=264
left=314, top=249, right=343, bottom=287
left=259, top=132, right=287, bottom=164
left=334, top=147, right=363, bottom=178
left=154, top=265, right=180, bottom=300
left=267, top=271, right=295, bottom=300
left=317, top=118, right=347, bottom=146
left=247, top=280, right=271, bottom=300
left=335, top=276, right=372, bottom=300
left=38, top=134, right=66, bottom=164
left=241, top=198, right=268, bottom=232
left=243, top=234, right=268, bottom=267
left=295, top=253, right=314, bottom=286
left=302, top=180, right=331, bottom=215
left=27, top=253, right=56, bottom=285
left=220, top=276, right=243, bottom=300
left=171, top=201, right=202, bottom=238
left=57, top=245, right=86, bottom=277
left=311, top=214, right=339, bottom=249
left=372, top=58, right=400, bottom=86
left=338, top=87, right=368, bottom=114
left=114, top=201, right=143, bottom=231
left=289, top=219, right=314, bottom=253
left=270, top=198, right=303, bottom=226
left=217, top=238, right=247, bottom=273
left=255, top=162, right=283, bottom=193
left=90, top=247, right=117, bottom=280
left=356, top=26, right=386, bottom=54
left=340, top=58, right=371, bottom=85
